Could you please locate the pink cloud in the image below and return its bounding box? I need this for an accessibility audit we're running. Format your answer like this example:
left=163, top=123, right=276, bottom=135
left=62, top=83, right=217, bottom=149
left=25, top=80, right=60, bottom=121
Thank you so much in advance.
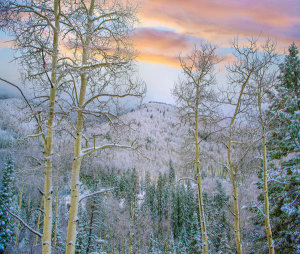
left=139, top=0, right=300, bottom=44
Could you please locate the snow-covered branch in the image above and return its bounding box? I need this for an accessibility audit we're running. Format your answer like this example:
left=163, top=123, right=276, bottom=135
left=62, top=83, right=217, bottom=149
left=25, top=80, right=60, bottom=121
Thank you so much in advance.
left=79, top=188, right=115, bottom=203
left=83, top=92, right=144, bottom=108
left=80, top=143, right=137, bottom=158
left=0, top=198, right=43, bottom=238
left=27, top=132, right=44, bottom=138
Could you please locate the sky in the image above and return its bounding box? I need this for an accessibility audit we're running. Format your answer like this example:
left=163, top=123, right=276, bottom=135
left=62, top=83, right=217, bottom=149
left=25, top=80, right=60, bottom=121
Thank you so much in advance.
left=0, top=0, right=300, bottom=103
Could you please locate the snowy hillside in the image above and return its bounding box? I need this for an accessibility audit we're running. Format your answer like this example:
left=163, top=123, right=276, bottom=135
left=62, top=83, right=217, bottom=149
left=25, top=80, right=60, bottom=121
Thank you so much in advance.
left=90, top=101, right=227, bottom=179
left=86, top=101, right=187, bottom=178
left=0, top=98, right=226, bottom=179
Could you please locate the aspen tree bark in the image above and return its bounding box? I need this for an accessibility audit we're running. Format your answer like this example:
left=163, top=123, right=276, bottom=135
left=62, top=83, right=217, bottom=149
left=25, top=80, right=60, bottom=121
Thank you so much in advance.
left=42, top=86, right=55, bottom=253
left=65, top=1, right=95, bottom=252
left=258, top=90, right=275, bottom=254
left=42, top=1, right=60, bottom=252
left=262, top=135, right=275, bottom=254
left=195, top=107, right=208, bottom=254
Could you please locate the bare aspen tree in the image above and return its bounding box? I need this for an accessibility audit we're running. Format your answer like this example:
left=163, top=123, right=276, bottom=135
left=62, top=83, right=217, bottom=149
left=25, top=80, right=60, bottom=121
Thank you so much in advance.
left=57, top=1, right=145, bottom=252
left=223, top=38, right=276, bottom=254
left=173, top=42, right=220, bottom=253
left=225, top=39, right=258, bottom=254
left=246, top=40, right=278, bottom=254
left=0, top=1, right=63, bottom=252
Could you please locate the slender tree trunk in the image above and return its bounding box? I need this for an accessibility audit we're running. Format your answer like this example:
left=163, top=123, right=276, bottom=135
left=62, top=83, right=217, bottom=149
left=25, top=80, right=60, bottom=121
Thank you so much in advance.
left=227, top=138, right=242, bottom=254
left=258, top=88, right=275, bottom=254
left=42, top=1, right=60, bottom=253
left=53, top=160, right=60, bottom=250
left=65, top=52, right=86, bottom=254
left=262, top=134, right=275, bottom=253
left=65, top=2, right=94, bottom=252
left=15, top=181, right=24, bottom=248
left=33, top=197, right=43, bottom=252
left=86, top=204, right=95, bottom=253
left=226, top=75, right=251, bottom=254
left=42, top=86, right=55, bottom=253
left=65, top=79, right=85, bottom=252
left=129, top=193, right=135, bottom=254
left=195, top=108, right=208, bottom=254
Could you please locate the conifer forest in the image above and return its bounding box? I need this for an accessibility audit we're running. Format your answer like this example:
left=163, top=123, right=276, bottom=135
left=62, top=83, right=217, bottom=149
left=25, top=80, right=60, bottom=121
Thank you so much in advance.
left=0, top=0, right=299, bottom=253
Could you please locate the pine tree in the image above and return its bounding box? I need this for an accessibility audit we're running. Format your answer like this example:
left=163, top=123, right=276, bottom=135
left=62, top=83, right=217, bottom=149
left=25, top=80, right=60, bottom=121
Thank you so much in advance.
left=268, top=42, right=300, bottom=159
left=267, top=42, right=300, bottom=253
left=0, top=155, right=15, bottom=252
left=75, top=205, right=89, bottom=254
left=189, top=211, right=201, bottom=254
left=204, top=181, right=232, bottom=253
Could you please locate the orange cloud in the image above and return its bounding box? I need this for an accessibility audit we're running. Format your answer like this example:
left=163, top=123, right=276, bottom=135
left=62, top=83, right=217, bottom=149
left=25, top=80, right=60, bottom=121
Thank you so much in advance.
left=133, top=28, right=204, bottom=66
left=137, top=53, right=179, bottom=67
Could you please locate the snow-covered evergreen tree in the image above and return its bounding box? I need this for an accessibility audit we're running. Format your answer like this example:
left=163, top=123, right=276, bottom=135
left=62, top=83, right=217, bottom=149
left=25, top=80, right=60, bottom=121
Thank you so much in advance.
left=204, top=181, right=232, bottom=253
left=268, top=42, right=300, bottom=159
left=189, top=211, right=202, bottom=254
left=267, top=42, right=300, bottom=253
left=0, top=155, right=15, bottom=252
